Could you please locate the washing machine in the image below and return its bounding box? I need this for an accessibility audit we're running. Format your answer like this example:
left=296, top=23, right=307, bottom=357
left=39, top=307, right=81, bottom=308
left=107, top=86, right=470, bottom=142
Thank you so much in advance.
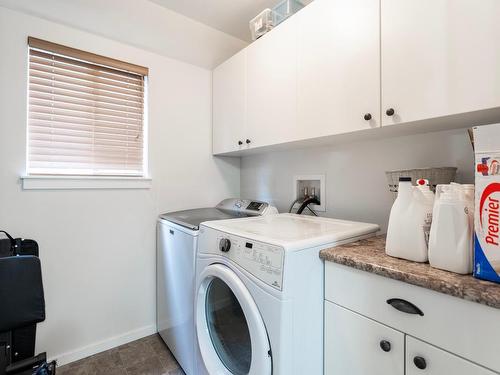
left=195, top=213, right=379, bottom=375
left=157, top=199, right=277, bottom=375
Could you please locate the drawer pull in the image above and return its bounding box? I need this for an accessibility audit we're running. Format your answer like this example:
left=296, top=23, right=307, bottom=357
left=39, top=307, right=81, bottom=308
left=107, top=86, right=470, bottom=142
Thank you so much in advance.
left=414, top=356, right=427, bottom=370
left=386, top=298, right=424, bottom=316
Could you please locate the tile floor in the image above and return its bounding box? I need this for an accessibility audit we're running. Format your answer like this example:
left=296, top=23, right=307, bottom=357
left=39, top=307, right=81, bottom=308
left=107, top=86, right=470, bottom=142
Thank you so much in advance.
left=57, top=334, right=185, bottom=375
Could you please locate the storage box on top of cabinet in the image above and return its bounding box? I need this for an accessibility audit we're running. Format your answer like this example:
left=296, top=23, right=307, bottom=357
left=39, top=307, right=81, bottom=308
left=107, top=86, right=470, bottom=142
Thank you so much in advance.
left=272, top=0, right=304, bottom=26
left=249, top=9, right=274, bottom=41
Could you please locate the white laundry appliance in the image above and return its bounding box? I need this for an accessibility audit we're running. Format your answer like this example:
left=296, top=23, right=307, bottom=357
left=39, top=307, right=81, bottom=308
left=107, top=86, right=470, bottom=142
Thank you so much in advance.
left=157, top=199, right=277, bottom=375
left=195, top=213, right=379, bottom=375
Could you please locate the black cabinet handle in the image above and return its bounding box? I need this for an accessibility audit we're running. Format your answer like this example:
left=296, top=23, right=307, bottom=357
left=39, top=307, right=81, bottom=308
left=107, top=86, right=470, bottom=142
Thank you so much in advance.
left=238, top=140, right=243, bottom=145
left=386, top=108, right=395, bottom=116
left=379, top=340, right=391, bottom=352
left=414, top=356, right=427, bottom=370
left=246, top=139, right=251, bottom=144
left=364, top=113, right=372, bottom=121
left=386, top=298, right=424, bottom=316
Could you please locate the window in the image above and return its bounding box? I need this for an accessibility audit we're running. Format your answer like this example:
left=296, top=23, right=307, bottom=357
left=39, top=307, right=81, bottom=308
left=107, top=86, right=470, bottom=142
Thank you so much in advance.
left=27, top=37, right=148, bottom=177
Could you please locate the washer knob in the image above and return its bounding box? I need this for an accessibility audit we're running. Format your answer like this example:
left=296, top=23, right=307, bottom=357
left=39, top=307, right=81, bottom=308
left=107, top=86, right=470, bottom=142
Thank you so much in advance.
left=219, top=238, right=231, bottom=253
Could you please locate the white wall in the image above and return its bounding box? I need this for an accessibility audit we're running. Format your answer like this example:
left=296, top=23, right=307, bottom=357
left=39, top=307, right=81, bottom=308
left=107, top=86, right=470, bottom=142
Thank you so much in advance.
left=241, top=128, right=474, bottom=233
left=0, top=0, right=248, bottom=69
left=0, top=6, right=240, bottom=365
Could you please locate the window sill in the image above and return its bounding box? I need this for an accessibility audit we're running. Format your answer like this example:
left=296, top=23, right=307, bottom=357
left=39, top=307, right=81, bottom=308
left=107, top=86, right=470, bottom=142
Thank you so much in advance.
left=20, top=175, right=152, bottom=190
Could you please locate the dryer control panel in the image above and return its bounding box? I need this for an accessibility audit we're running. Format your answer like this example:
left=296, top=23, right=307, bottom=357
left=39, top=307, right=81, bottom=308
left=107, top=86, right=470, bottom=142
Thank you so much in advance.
left=216, top=234, right=284, bottom=291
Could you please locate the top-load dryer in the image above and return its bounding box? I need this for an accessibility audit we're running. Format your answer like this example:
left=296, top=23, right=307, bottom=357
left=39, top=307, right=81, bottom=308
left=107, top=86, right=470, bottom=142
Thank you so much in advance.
left=195, top=213, right=379, bottom=375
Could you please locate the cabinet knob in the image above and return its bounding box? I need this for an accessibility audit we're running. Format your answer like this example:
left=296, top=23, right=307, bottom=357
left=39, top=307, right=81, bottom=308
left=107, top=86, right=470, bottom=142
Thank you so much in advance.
left=238, top=140, right=243, bottom=145
left=386, top=108, right=395, bottom=116
left=246, top=139, right=251, bottom=144
left=413, top=356, right=427, bottom=370
left=379, top=340, right=391, bottom=352
left=364, top=113, right=372, bottom=121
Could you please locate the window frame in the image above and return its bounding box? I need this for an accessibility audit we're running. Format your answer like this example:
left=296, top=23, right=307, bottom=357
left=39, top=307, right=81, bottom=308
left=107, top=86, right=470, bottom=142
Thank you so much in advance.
left=25, top=37, right=149, bottom=181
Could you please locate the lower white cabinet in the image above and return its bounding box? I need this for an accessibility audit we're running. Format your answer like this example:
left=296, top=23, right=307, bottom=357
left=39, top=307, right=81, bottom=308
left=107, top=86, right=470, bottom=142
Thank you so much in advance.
left=406, top=336, right=494, bottom=375
left=325, top=302, right=404, bottom=375
left=325, top=301, right=496, bottom=375
left=325, top=263, right=500, bottom=374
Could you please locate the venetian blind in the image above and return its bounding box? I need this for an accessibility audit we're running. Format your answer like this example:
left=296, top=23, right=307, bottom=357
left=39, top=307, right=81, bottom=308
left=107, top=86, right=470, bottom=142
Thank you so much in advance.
left=27, top=37, right=148, bottom=176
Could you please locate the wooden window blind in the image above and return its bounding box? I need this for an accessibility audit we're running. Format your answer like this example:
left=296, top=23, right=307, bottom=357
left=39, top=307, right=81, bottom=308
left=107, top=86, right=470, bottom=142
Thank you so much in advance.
left=27, top=37, right=148, bottom=176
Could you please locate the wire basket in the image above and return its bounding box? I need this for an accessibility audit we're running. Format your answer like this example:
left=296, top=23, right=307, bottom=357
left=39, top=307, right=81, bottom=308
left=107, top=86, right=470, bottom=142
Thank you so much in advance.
left=385, top=167, right=458, bottom=193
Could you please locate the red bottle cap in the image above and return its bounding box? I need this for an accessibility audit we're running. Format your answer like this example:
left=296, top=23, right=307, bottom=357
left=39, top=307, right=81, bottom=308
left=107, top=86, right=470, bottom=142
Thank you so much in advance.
left=477, top=164, right=489, bottom=174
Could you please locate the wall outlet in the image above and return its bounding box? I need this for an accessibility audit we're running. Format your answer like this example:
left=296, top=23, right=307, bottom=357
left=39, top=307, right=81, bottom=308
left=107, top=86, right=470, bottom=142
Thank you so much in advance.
left=293, top=174, right=326, bottom=212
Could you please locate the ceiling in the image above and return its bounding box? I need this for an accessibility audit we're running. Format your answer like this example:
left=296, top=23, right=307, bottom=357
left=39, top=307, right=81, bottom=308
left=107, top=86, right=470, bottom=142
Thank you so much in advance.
left=150, top=0, right=312, bottom=42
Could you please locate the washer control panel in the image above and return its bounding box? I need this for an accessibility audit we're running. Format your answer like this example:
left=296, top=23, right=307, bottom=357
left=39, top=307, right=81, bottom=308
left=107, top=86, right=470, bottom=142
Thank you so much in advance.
left=216, top=235, right=284, bottom=291
left=216, top=198, right=270, bottom=216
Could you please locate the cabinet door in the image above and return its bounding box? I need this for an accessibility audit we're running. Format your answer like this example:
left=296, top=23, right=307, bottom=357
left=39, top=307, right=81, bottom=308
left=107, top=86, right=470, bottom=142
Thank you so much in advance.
left=325, top=301, right=404, bottom=375
left=406, top=336, right=495, bottom=375
left=246, top=16, right=298, bottom=148
left=297, top=0, right=380, bottom=138
left=381, top=0, right=500, bottom=126
left=213, top=50, right=246, bottom=154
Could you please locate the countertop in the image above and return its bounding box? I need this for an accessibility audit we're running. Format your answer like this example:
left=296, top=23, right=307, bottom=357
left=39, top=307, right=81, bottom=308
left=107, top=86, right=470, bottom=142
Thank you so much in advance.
left=319, top=235, right=500, bottom=309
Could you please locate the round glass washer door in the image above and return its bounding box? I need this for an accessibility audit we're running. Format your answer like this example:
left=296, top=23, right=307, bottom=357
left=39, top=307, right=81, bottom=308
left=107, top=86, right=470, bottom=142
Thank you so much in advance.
left=196, top=264, right=272, bottom=375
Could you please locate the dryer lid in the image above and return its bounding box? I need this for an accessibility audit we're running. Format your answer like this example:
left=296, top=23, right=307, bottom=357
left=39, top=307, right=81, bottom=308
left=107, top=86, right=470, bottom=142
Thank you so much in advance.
left=201, top=213, right=380, bottom=250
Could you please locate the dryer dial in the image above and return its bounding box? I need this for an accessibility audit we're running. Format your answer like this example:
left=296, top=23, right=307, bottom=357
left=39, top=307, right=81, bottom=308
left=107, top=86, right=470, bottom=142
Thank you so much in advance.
left=219, top=238, right=231, bottom=253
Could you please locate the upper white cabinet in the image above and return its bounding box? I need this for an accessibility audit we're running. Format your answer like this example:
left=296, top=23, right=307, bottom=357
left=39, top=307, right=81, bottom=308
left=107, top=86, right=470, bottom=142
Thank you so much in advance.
left=246, top=16, right=299, bottom=148
left=213, top=0, right=500, bottom=155
left=381, top=0, right=500, bottom=126
left=212, top=50, right=246, bottom=154
left=297, top=0, right=381, bottom=137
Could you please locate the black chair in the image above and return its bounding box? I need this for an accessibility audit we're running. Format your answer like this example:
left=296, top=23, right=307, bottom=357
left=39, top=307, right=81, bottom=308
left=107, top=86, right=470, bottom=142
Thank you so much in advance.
left=0, top=255, right=54, bottom=374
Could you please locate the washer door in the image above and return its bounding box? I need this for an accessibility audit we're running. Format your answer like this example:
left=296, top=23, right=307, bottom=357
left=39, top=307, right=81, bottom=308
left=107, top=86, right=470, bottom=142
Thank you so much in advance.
left=196, top=264, right=272, bottom=375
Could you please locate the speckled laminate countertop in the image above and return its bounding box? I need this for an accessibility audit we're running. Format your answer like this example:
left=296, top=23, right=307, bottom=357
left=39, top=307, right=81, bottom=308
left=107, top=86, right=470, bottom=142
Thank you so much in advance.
left=319, top=235, right=500, bottom=309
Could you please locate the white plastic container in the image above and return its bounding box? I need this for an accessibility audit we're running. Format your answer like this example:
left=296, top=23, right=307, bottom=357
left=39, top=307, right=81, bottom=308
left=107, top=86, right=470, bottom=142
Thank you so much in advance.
left=250, top=9, right=274, bottom=41
left=428, top=184, right=475, bottom=274
left=386, top=178, right=435, bottom=262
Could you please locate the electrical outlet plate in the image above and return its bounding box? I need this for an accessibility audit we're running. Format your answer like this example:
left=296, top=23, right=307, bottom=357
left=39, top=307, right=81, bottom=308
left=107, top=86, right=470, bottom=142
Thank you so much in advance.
left=293, top=174, right=326, bottom=212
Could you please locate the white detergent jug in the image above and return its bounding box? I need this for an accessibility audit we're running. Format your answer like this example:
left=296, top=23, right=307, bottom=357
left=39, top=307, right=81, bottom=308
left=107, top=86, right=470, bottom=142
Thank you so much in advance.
left=386, top=178, right=434, bottom=262
left=428, top=184, right=475, bottom=274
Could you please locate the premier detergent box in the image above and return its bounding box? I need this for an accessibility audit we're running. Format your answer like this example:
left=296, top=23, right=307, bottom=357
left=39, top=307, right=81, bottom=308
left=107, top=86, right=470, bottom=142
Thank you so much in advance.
left=474, top=124, right=500, bottom=283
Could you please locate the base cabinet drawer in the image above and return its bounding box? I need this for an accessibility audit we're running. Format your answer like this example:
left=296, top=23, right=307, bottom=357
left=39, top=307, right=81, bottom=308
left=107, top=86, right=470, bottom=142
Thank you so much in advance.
left=406, top=336, right=495, bottom=375
left=325, top=301, right=404, bottom=375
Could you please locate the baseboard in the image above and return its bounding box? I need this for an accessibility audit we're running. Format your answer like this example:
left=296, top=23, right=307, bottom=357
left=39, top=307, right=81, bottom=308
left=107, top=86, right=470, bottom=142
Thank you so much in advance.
left=51, top=324, right=157, bottom=366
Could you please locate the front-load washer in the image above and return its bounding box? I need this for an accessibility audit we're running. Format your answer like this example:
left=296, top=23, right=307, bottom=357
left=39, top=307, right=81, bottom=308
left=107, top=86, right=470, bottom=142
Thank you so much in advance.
left=195, top=213, right=379, bottom=375
left=157, top=199, right=277, bottom=375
